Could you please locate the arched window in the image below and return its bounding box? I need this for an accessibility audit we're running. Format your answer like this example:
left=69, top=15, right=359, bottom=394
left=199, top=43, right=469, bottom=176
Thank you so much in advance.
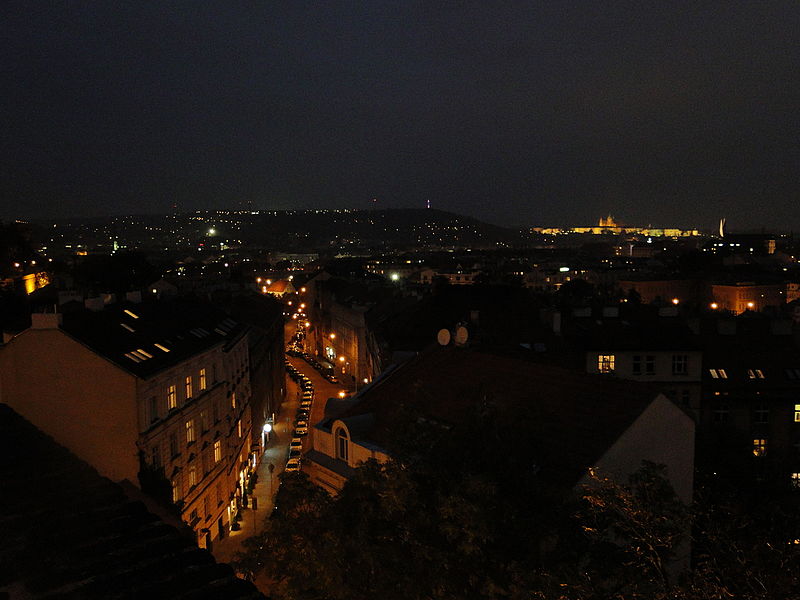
left=335, top=427, right=349, bottom=462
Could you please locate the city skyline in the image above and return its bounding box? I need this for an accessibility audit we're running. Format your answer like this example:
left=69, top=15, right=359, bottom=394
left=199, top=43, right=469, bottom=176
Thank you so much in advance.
left=3, top=2, right=799, bottom=230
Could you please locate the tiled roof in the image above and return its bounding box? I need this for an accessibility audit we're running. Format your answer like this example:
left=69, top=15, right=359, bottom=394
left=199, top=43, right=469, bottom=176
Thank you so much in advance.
left=58, top=297, right=246, bottom=379
left=0, top=403, right=264, bottom=599
left=323, top=346, right=660, bottom=488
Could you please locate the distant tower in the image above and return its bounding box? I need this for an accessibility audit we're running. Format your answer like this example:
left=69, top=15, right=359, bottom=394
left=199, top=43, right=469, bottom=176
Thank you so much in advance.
left=426, top=199, right=431, bottom=209
left=719, top=217, right=726, bottom=238
left=599, top=214, right=616, bottom=227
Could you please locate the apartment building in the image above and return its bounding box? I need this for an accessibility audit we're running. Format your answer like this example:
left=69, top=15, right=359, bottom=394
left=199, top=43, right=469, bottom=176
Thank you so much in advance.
left=0, top=297, right=254, bottom=549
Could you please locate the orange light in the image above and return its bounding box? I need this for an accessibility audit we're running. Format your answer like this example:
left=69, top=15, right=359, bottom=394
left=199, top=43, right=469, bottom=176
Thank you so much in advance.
left=305, top=322, right=310, bottom=327
left=339, top=356, right=345, bottom=362
left=747, top=301, right=755, bottom=309
left=338, top=391, right=346, bottom=398
left=300, top=303, right=306, bottom=309
left=671, top=298, right=680, bottom=305
left=710, top=302, right=718, bottom=309
left=329, top=333, right=336, bottom=340
left=301, top=287, right=306, bottom=293
left=256, top=277, right=262, bottom=283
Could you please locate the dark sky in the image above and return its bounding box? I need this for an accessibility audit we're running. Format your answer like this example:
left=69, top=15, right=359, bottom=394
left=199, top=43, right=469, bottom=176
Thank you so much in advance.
left=2, top=2, right=799, bottom=230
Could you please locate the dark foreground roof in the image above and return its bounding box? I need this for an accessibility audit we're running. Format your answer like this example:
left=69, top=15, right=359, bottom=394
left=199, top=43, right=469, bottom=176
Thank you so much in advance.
left=0, top=403, right=264, bottom=600
left=324, top=346, right=662, bottom=487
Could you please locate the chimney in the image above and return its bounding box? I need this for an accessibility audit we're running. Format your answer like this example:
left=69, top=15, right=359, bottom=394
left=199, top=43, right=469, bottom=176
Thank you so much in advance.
left=32, top=313, right=63, bottom=329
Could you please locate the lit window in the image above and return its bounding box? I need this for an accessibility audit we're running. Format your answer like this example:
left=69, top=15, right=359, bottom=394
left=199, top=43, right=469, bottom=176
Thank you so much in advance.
left=791, top=473, right=800, bottom=489
left=794, top=404, right=800, bottom=423
left=214, top=440, right=221, bottom=463
left=672, top=355, right=688, bottom=375
left=237, top=420, right=242, bottom=438
left=231, top=392, right=236, bottom=410
left=185, top=376, right=193, bottom=399
left=335, top=427, right=349, bottom=462
left=186, top=419, right=195, bottom=444
left=719, top=369, right=728, bottom=379
left=709, top=369, right=728, bottom=379
left=167, top=385, right=177, bottom=410
left=753, top=438, right=767, bottom=457
left=598, top=354, right=615, bottom=373
left=171, top=479, right=180, bottom=503
left=199, top=368, right=207, bottom=390
left=747, top=369, right=765, bottom=379
left=188, top=465, right=197, bottom=488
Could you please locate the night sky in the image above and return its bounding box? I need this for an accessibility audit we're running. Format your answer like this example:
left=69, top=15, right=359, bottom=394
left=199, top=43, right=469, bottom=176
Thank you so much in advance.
left=2, top=2, right=799, bottom=230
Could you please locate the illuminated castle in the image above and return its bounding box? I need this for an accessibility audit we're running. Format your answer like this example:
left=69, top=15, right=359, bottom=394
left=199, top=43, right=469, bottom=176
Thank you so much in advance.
left=531, top=214, right=700, bottom=237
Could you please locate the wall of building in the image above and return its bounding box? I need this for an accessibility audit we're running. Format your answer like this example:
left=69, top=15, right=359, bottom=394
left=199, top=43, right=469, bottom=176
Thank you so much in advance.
left=0, top=328, right=140, bottom=482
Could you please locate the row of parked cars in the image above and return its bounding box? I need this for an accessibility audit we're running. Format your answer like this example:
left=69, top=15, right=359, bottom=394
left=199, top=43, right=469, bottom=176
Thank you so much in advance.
left=284, top=357, right=314, bottom=473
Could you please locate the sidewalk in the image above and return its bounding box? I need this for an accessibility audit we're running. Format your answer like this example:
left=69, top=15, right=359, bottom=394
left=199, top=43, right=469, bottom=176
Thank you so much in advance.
left=211, top=374, right=299, bottom=567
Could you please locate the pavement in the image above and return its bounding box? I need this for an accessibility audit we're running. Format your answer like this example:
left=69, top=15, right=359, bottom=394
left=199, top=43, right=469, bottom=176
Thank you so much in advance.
left=210, top=365, right=300, bottom=569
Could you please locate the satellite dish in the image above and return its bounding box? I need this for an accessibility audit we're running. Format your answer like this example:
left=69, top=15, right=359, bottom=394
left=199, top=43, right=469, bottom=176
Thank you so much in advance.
left=454, top=326, right=469, bottom=346
left=437, top=328, right=451, bottom=346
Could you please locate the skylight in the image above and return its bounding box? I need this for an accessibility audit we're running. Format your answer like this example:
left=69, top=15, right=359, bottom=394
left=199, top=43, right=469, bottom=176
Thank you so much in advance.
left=120, top=323, right=135, bottom=333
left=154, top=343, right=170, bottom=352
left=123, top=309, right=140, bottom=319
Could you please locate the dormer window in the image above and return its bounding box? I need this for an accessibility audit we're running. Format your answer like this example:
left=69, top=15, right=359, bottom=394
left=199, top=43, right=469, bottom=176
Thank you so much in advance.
left=709, top=369, right=728, bottom=379
left=747, top=369, right=765, bottom=379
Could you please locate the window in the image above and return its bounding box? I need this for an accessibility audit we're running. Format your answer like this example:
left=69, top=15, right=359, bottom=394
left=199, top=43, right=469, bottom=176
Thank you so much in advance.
left=203, top=496, right=209, bottom=520
left=231, top=392, right=237, bottom=410
left=188, top=465, right=197, bottom=488
left=794, top=404, right=800, bottom=422
left=171, top=479, right=180, bottom=503
left=632, top=355, right=642, bottom=375
left=645, top=355, right=655, bottom=375
left=753, top=438, right=767, bottom=457
left=709, top=369, right=728, bottom=379
left=212, top=400, right=220, bottom=423
left=216, top=482, right=223, bottom=506
left=713, top=404, right=729, bottom=423
left=753, top=404, right=769, bottom=424
left=672, top=355, right=688, bottom=375
left=335, top=427, right=349, bottom=462
left=747, top=369, right=765, bottom=379
left=214, top=440, right=221, bottom=463
left=149, top=396, right=159, bottom=423
left=186, top=419, right=195, bottom=444
left=200, top=410, right=208, bottom=433
left=150, top=444, right=161, bottom=468
left=185, top=376, right=193, bottom=399
left=598, top=354, right=615, bottom=374
left=199, top=368, right=207, bottom=390
left=681, top=389, right=691, bottom=407
left=237, top=419, right=242, bottom=438
left=169, top=432, right=179, bottom=457
left=792, top=473, right=800, bottom=489
left=167, top=385, right=177, bottom=410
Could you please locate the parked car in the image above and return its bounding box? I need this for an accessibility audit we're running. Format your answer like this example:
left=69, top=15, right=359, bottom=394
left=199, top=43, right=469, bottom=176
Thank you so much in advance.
left=285, top=458, right=301, bottom=472
left=294, top=425, right=308, bottom=436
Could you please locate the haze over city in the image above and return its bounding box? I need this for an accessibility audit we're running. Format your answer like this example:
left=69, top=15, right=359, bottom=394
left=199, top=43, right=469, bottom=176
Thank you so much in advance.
left=3, top=2, right=799, bottom=230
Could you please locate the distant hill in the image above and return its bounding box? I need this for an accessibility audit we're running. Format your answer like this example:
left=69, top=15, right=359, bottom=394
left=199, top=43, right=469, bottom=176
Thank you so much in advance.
left=32, top=208, right=530, bottom=253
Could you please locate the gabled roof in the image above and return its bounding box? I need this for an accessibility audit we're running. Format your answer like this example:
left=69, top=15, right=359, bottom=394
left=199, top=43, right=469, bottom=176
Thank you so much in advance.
left=58, top=297, right=245, bottom=379
left=322, top=346, right=662, bottom=488
left=0, top=403, right=264, bottom=599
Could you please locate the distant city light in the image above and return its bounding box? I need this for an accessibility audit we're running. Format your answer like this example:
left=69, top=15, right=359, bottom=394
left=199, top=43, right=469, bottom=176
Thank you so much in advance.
left=390, top=272, right=400, bottom=281
left=747, top=302, right=755, bottom=309
left=300, top=287, right=307, bottom=293
left=710, top=302, right=718, bottom=309
left=671, top=298, right=680, bottom=305
left=338, top=391, right=346, bottom=398
left=329, top=333, right=336, bottom=339
left=208, top=228, right=216, bottom=235
left=559, top=267, right=569, bottom=272
left=339, top=356, right=345, bottom=363
left=305, top=322, right=310, bottom=328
